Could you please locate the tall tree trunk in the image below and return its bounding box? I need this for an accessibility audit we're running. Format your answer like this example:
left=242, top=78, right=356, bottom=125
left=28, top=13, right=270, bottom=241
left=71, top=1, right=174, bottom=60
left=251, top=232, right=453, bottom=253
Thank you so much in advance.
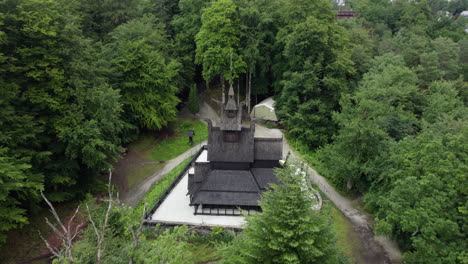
left=221, top=75, right=225, bottom=104
left=237, top=79, right=240, bottom=105
left=248, top=71, right=252, bottom=114
left=245, top=73, right=248, bottom=108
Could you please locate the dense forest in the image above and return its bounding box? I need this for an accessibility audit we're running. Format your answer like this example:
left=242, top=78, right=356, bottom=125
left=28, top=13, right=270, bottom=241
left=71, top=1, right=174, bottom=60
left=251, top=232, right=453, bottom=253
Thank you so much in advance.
left=0, top=0, right=466, bottom=263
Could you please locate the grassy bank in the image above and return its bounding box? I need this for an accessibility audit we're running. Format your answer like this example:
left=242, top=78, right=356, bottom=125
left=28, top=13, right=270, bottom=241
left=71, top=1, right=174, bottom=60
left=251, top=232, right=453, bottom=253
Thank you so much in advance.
left=120, top=118, right=207, bottom=191
left=329, top=204, right=364, bottom=263
left=130, top=118, right=207, bottom=162
left=127, top=163, right=164, bottom=190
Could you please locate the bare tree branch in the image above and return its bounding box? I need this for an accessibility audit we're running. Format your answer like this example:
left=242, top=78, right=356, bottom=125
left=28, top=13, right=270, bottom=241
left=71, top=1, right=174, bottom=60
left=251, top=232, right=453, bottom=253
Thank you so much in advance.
left=86, top=169, right=114, bottom=264
left=41, top=191, right=67, bottom=234
left=38, top=231, right=61, bottom=259
left=67, top=206, right=81, bottom=236
left=40, top=191, right=77, bottom=263
left=44, top=218, right=66, bottom=241
left=86, top=204, right=100, bottom=238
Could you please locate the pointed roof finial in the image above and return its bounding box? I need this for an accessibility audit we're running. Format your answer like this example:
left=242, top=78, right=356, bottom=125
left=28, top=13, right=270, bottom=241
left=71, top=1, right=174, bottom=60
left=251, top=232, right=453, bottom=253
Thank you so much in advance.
left=228, top=83, right=235, bottom=97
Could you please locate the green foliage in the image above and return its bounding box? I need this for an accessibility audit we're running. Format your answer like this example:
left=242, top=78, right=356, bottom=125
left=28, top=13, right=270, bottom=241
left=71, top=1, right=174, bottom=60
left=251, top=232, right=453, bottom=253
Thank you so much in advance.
left=77, top=0, right=141, bottom=39
left=320, top=54, right=421, bottom=192
left=338, top=19, right=376, bottom=77
left=105, top=15, right=181, bottom=130
left=422, top=81, right=466, bottom=123
left=235, top=0, right=282, bottom=96
left=0, top=148, right=41, bottom=243
left=371, top=119, right=467, bottom=263
left=314, top=1, right=468, bottom=260
left=133, top=225, right=192, bottom=264
left=274, top=1, right=355, bottom=148
left=186, top=242, right=223, bottom=263
left=0, top=0, right=466, bottom=260
left=430, top=37, right=462, bottom=80
left=195, top=0, right=245, bottom=83
left=0, top=0, right=131, bottom=239
left=188, top=226, right=235, bottom=245
left=142, top=0, right=180, bottom=34
left=222, top=164, right=340, bottom=264
left=172, top=0, right=208, bottom=90
left=188, top=84, right=200, bottom=114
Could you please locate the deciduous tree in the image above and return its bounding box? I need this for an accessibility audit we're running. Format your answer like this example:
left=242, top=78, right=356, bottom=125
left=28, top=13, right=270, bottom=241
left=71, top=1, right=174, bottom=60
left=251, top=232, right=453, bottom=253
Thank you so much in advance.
left=195, top=0, right=245, bottom=88
left=275, top=12, right=354, bottom=148
left=106, top=15, right=181, bottom=130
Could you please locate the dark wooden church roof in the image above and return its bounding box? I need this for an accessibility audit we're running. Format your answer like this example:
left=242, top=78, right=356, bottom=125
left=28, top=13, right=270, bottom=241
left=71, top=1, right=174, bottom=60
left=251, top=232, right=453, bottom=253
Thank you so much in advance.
left=191, top=170, right=261, bottom=206
left=192, top=191, right=260, bottom=206
left=199, top=170, right=259, bottom=192
left=251, top=168, right=279, bottom=190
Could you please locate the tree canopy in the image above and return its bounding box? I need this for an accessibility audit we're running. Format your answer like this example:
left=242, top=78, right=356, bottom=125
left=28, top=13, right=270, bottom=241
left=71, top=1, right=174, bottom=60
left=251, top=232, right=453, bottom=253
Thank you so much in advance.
left=195, top=0, right=245, bottom=83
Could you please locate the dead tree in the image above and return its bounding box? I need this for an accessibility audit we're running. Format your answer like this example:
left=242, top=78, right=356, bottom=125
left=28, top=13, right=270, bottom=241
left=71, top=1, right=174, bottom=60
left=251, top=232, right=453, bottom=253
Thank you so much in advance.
left=39, top=191, right=83, bottom=263
left=129, top=202, right=147, bottom=264
left=86, top=169, right=114, bottom=264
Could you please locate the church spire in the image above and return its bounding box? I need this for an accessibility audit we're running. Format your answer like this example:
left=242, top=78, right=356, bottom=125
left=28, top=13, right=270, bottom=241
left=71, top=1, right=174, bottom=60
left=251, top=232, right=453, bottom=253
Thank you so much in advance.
left=225, top=83, right=237, bottom=111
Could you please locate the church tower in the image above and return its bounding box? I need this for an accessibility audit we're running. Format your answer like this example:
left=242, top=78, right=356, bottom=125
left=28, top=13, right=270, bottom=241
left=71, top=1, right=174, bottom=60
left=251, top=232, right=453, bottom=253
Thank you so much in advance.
left=220, top=84, right=242, bottom=131
left=207, top=84, right=255, bottom=163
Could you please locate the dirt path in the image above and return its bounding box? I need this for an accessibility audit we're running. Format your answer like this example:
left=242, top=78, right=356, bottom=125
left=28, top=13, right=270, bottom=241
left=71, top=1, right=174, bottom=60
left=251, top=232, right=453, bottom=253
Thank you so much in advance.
left=198, top=99, right=220, bottom=125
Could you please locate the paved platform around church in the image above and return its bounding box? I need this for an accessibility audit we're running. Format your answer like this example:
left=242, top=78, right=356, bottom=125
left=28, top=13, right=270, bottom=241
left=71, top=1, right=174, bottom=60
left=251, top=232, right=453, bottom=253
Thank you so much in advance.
left=150, top=171, right=246, bottom=228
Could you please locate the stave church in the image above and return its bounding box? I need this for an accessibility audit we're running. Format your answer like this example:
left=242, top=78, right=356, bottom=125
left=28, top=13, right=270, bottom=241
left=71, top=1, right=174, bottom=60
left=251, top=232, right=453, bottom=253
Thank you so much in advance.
left=187, top=84, right=283, bottom=215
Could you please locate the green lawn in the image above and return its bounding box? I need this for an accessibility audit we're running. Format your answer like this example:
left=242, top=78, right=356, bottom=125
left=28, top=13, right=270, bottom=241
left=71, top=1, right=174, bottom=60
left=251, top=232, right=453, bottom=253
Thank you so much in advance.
left=149, top=119, right=207, bottom=161
left=130, top=118, right=208, bottom=162
left=329, top=203, right=363, bottom=263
